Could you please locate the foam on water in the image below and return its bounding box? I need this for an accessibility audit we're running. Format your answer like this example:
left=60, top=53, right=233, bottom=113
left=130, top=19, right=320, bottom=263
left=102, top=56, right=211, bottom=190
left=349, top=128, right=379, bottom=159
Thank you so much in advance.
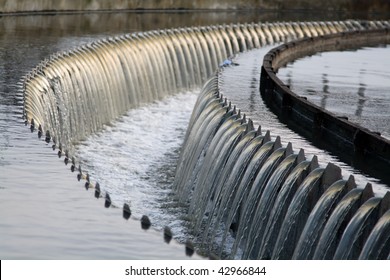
left=76, top=91, right=198, bottom=235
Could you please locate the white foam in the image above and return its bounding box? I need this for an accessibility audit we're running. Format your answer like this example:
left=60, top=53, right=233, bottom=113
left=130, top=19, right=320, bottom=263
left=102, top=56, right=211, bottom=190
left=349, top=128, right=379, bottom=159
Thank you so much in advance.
left=76, top=91, right=198, bottom=235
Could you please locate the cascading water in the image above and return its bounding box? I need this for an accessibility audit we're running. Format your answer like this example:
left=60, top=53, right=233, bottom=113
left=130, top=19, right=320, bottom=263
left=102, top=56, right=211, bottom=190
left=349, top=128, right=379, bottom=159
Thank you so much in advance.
left=24, top=20, right=383, bottom=154
left=172, top=21, right=390, bottom=259
left=177, top=73, right=390, bottom=259
left=292, top=176, right=357, bottom=260
left=23, top=19, right=390, bottom=259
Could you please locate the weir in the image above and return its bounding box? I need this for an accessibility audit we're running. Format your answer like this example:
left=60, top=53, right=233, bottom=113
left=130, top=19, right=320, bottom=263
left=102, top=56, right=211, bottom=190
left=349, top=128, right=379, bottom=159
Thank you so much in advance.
left=23, top=20, right=390, bottom=259
left=260, top=28, right=390, bottom=184
left=24, top=20, right=380, bottom=154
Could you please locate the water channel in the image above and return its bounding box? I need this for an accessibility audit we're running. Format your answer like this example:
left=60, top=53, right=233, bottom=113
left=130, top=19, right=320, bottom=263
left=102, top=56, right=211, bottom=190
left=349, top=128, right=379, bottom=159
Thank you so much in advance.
left=1, top=11, right=389, bottom=259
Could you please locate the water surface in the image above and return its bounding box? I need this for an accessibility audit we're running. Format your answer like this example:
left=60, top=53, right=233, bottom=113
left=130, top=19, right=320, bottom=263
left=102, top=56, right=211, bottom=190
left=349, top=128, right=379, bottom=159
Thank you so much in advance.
left=1, top=11, right=390, bottom=259
left=220, top=48, right=389, bottom=194
left=277, top=45, right=390, bottom=139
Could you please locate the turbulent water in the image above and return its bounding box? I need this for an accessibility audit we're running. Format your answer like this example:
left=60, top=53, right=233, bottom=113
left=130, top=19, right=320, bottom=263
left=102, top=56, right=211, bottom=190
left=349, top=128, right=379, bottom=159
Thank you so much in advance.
left=76, top=92, right=198, bottom=237
left=1, top=12, right=252, bottom=259
left=22, top=19, right=390, bottom=260
left=2, top=13, right=390, bottom=259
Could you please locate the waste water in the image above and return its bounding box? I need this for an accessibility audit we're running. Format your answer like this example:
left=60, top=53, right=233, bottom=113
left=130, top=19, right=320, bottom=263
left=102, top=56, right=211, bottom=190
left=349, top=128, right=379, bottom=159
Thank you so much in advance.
left=20, top=19, right=390, bottom=259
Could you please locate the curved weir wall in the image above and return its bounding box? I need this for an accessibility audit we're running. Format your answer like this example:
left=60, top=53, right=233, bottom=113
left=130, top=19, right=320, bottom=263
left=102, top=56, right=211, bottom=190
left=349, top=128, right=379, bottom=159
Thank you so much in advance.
left=23, top=20, right=390, bottom=259
left=260, top=28, right=390, bottom=185
left=24, top=20, right=387, bottom=154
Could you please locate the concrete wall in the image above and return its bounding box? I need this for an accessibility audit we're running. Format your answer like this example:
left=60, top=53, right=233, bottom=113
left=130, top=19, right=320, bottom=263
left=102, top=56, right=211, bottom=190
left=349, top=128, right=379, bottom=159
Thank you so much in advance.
left=260, top=28, right=390, bottom=184
left=1, top=0, right=390, bottom=13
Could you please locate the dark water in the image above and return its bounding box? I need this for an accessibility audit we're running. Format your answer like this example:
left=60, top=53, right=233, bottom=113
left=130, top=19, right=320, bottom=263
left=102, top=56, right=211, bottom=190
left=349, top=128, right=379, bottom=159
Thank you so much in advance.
left=277, top=45, right=390, bottom=139
left=1, top=11, right=390, bottom=259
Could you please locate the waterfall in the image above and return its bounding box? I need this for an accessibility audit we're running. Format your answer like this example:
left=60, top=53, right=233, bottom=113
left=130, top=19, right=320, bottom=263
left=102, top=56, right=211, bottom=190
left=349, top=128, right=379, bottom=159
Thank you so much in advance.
left=23, top=19, right=390, bottom=259
left=292, top=176, right=357, bottom=259
left=171, top=20, right=390, bottom=259
left=24, top=20, right=381, bottom=153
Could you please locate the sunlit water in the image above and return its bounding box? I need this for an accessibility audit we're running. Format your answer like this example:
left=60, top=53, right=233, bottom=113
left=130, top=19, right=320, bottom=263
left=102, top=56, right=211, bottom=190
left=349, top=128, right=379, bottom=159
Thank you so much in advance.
left=1, top=12, right=390, bottom=259
left=219, top=48, right=389, bottom=194
left=277, top=45, right=390, bottom=139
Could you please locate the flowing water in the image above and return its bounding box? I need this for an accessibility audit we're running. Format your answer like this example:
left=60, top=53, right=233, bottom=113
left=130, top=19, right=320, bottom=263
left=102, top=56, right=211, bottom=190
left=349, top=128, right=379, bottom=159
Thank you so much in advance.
left=173, top=47, right=390, bottom=259
left=2, top=11, right=264, bottom=259
left=1, top=12, right=390, bottom=260
left=76, top=92, right=198, bottom=237
left=219, top=47, right=389, bottom=191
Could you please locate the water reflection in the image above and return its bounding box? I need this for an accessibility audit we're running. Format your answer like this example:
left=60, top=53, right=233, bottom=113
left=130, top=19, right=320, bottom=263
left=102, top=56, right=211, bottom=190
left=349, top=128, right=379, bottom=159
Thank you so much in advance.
left=356, top=82, right=367, bottom=117
left=321, top=73, right=329, bottom=108
left=277, top=46, right=390, bottom=139
left=1, top=11, right=390, bottom=259
left=222, top=48, right=389, bottom=193
left=286, top=71, right=293, bottom=88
